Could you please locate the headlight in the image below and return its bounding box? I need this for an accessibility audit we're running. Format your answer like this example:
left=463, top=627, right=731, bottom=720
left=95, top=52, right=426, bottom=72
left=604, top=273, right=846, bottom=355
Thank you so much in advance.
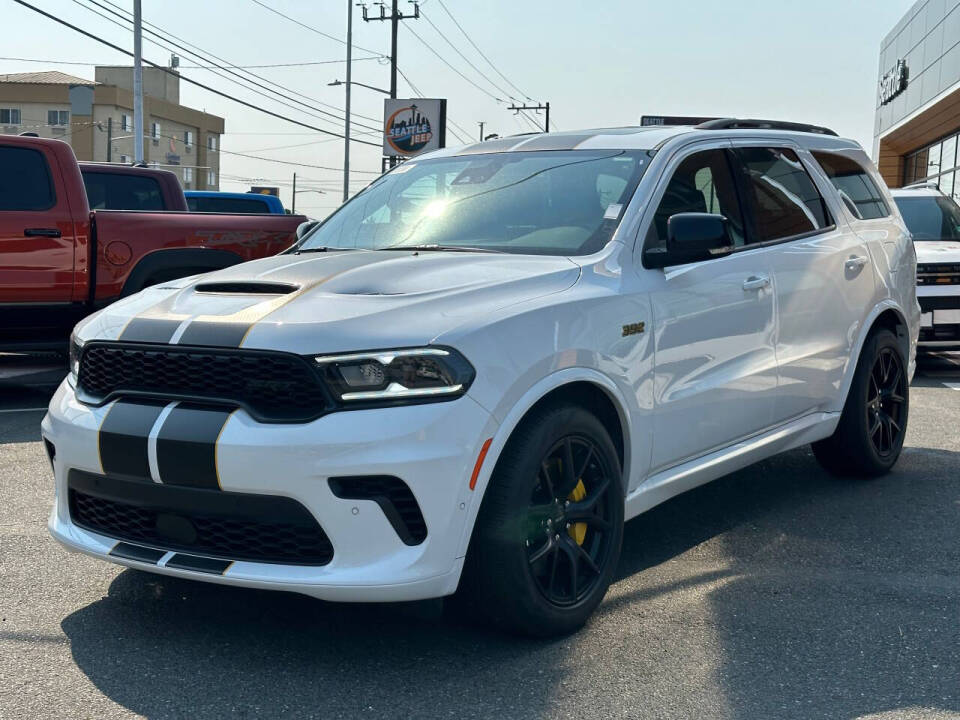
left=314, top=347, right=475, bottom=406
left=68, top=332, right=84, bottom=385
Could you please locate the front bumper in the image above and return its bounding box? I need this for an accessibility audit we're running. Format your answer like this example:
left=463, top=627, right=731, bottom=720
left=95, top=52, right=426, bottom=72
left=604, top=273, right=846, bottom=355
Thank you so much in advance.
left=917, top=287, right=960, bottom=347
left=43, top=380, right=498, bottom=601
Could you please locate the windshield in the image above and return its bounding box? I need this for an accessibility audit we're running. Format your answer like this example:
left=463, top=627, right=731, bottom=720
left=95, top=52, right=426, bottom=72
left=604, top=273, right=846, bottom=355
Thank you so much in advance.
left=893, top=195, right=960, bottom=241
left=300, top=150, right=650, bottom=256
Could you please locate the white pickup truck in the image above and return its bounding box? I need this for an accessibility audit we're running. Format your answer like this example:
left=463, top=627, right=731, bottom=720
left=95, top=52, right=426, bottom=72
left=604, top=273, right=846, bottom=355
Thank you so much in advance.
left=890, top=186, right=960, bottom=350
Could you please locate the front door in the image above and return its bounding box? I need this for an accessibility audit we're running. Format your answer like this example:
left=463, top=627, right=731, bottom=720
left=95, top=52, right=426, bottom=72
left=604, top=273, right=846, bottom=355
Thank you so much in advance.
left=643, top=145, right=780, bottom=471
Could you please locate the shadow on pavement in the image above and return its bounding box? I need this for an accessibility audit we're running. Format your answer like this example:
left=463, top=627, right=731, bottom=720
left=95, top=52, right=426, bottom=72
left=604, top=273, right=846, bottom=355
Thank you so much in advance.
left=59, top=442, right=960, bottom=718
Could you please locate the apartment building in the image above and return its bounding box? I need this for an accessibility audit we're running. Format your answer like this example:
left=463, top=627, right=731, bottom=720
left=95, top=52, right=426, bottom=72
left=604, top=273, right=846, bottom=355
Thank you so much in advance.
left=0, top=65, right=223, bottom=190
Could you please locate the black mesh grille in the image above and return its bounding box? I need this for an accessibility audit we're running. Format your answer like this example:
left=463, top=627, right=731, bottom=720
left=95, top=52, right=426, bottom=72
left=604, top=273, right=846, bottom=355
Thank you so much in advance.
left=78, top=343, right=331, bottom=422
left=69, top=472, right=334, bottom=565
left=329, top=476, right=427, bottom=545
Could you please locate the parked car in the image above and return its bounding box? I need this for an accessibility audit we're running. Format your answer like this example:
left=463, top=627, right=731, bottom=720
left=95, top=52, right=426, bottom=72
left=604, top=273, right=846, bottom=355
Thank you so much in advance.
left=186, top=190, right=286, bottom=214
left=889, top=185, right=960, bottom=349
left=80, top=162, right=188, bottom=211
left=0, top=135, right=305, bottom=351
left=46, top=120, right=919, bottom=636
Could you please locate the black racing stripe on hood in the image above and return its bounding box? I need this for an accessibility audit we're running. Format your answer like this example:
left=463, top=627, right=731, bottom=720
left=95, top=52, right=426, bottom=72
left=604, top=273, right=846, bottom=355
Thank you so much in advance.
left=99, top=399, right=167, bottom=480
left=119, top=316, right=183, bottom=343
left=156, top=404, right=233, bottom=490
left=175, top=321, right=251, bottom=348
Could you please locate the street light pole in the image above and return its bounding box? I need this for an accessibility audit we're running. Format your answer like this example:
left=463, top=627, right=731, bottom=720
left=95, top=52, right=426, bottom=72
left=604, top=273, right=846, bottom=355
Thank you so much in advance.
left=342, top=0, right=352, bottom=204
left=133, top=0, right=144, bottom=164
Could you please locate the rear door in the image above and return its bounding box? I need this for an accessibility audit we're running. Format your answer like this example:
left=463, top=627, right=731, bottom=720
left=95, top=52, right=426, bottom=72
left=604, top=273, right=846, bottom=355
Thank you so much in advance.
left=644, top=142, right=780, bottom=470
left=731, top=142, right=875, bottom=421
left=0, top=143, right=77, bottom=302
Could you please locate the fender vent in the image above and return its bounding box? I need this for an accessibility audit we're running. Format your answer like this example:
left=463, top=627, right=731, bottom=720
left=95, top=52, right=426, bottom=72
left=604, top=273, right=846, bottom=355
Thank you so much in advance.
left=329, top=476, right=427, bottom=545
left=194, top=282, right=299, bottom=295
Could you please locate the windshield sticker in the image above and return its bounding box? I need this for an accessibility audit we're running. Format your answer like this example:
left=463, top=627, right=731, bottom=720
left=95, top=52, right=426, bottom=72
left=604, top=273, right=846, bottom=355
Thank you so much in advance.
left=604, top=204, right=623, bottom=220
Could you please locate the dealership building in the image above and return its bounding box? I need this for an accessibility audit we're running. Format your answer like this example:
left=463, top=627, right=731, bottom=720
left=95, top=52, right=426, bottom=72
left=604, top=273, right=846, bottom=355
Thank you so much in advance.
left=875, top=0, right=960, bottom=198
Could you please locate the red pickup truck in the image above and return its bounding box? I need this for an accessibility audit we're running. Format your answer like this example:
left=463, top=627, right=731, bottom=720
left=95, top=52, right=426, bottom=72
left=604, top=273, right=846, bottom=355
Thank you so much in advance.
left=0, top=135, right=305, bottom=350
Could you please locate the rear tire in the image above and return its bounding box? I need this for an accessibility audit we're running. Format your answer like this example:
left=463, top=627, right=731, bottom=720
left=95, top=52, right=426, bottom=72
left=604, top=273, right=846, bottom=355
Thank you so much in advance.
left=812, top=328, right=908, bottom=477
left=457, top=402, right=624, bottom=637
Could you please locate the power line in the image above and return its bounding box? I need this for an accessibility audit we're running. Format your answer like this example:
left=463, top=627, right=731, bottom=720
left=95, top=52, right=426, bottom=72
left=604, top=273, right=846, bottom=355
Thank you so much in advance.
left=10, top=0, right=381, bottom=146
left=394, top=64, right=469, bottom=144
left=0, top=55, right=384, bottom=68
left=436, top=0, right=532, bottom=101
left=402, top=22, right=502, bottom=103
left=249, top=0, right=385, bottom=58
left=79, top=0, right=384, bottom=133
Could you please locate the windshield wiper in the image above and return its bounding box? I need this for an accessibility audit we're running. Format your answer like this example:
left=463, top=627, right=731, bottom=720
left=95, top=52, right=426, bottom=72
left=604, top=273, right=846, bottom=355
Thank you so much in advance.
left=377, top=244, right=505, bottom=254
left=295, top=246, right=358, bottom=254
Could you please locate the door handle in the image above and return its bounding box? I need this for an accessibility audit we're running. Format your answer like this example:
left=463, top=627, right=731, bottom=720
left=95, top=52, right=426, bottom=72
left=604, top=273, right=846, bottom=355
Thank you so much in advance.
left=845, top=255, right=868, bottom=271
left=24, top=228, right=62, bottom=238
left=742, top=275, right=771, bottom=291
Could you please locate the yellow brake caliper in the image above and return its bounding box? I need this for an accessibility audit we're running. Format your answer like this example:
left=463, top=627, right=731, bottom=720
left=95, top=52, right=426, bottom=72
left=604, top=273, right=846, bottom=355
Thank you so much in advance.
left=567, top=479, right=587, bottom=545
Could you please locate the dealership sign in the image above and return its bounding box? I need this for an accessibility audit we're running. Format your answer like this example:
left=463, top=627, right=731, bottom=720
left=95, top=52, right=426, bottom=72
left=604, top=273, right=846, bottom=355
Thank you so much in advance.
left=382, top=98, right=447, bottom=157
left=879, top=59, right=909, bottom=105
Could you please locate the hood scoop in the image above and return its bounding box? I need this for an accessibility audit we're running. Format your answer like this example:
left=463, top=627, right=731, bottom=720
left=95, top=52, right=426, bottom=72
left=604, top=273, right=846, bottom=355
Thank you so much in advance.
left=193, top=281, right=299, bottom=295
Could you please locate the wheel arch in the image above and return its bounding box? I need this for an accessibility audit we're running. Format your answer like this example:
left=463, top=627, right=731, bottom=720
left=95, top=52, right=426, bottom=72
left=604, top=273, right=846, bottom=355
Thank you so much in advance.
left=119, top=248, right=244, bottom=297
left=837, top=300, right=911, bottom=411
left=455, top=368, right=633, bottom=560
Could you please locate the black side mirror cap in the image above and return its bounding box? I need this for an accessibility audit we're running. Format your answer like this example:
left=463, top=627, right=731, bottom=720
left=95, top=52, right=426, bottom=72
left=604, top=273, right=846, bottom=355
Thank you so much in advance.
left=644, top=212, right=735, bottom=268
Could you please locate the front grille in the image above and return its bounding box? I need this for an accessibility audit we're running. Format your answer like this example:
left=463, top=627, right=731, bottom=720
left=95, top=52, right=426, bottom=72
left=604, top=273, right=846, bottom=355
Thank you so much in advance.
left=917, top=263, right=960, bottom=286
left=69, top=471, right=334, bottom=565
left=329, top=476, right=427, bottom=545
left=78, top=342, right=332, bottom=422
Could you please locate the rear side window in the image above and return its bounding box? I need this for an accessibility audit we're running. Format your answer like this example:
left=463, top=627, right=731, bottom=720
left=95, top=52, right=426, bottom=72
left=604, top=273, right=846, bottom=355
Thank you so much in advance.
left=188, top=196, right=269, bottom=213
left=736, top=147, right=832, bottom=242
left=812, top=152, right=889, bottom=220
left=0, top=146, right=55, bottom=210
left=82, top=171, right=164, bottom=211
left=647, top=149, right=746, bottom=250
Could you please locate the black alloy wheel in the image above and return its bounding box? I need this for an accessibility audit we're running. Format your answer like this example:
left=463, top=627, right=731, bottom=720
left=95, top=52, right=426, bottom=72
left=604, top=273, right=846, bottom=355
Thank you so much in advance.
left=866, top=346, right=906, bottom=458
left=524, top=436, right=617, bottom=607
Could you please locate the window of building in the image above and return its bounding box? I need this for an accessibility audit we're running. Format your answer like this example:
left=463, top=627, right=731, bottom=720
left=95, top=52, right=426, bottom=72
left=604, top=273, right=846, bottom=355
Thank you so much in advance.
left=0, top=147, right=55, bottom=210
left=183, top=167, right=194, bottom=184
left=207, top=170, right=216, bottom=186
left=0, top=108, right=21, bottom=125
left=151, top=122, right=161, bottom=139
left=81, top=170, right=165, bottom=211
left=646, top=149, right=746, bottom=251
left=735, top=147, right=832, bottom=242
left=119, top=154, right=129, bottom=164
left=47, top=110, right=69, bottom=126
left=121, top=113, right=131, bottom=131
left=904, top=131, right=960, bottom=195
left=184, top=130, right=193, bottom=148
left=207, top=134, right=217, bottom=152
left=812, top=151, right=889, bottom=220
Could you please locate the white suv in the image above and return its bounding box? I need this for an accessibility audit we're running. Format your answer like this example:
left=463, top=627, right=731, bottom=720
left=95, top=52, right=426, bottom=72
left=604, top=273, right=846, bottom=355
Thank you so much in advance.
left=890, top=185, right=960, bottom=349
left=45, top=119, right=919, bottom=636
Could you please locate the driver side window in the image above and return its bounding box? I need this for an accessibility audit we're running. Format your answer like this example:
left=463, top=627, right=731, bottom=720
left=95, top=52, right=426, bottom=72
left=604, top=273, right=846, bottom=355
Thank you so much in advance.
left=645, top=149, right=745, bottom=252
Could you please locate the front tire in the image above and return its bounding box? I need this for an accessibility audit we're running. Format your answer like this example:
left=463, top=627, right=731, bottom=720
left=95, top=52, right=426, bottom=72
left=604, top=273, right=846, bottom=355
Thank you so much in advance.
left=458, top=403, right=624, bottom=637
left=812, top=328, right=908, bottom=477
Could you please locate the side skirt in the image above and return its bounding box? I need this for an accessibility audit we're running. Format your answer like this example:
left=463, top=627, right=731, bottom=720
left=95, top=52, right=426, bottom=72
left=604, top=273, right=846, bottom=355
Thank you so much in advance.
left=625, top=412, right=840, bottom=521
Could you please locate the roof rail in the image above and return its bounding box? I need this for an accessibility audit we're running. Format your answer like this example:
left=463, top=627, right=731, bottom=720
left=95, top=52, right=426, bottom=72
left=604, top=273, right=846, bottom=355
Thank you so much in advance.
left=696, top=118, right=838, bottom=137
left=902, top=180, right=940, bottom=189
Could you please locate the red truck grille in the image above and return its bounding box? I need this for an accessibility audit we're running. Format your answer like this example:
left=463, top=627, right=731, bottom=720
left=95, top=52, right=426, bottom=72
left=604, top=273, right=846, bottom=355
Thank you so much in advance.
left=77, top=342, right=333, bottom=423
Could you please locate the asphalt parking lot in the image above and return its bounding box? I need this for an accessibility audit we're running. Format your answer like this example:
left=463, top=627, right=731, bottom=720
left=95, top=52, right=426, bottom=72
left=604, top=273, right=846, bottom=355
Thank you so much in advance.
left=2, top=354, right=960, bottom=719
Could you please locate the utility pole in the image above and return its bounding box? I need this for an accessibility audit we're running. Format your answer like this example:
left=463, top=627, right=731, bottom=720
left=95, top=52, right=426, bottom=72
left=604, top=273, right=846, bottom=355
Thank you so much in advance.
left=362, top=1, right=420, bottom=100
left=342, top=0, right=352, bottom=203
left=292, top=172, right=297, bottom=213
left=106, top=116, right=112, bottom=162
left=133, top=0, right=144, bottom=164
left=508, top=102, right=551, bottom=133
left=478, top=121, right=484, bottom=141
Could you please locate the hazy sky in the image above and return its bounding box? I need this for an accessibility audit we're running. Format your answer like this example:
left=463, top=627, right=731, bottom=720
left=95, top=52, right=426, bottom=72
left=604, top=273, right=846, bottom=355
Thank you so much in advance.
left=3, top=0, right=909, bottom=216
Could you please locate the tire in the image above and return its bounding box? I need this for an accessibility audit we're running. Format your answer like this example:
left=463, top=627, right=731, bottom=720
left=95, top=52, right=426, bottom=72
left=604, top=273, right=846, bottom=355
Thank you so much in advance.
left=812, top=328, right=908, bottom=478
left=457, top=402, right=624, bottom=637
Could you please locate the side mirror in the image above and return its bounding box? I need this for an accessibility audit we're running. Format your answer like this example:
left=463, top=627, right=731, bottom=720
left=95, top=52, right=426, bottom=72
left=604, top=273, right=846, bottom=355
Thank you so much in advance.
left=645, top=212, right=734, bottom=268
left=296, top=219, right=319, bottom=240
